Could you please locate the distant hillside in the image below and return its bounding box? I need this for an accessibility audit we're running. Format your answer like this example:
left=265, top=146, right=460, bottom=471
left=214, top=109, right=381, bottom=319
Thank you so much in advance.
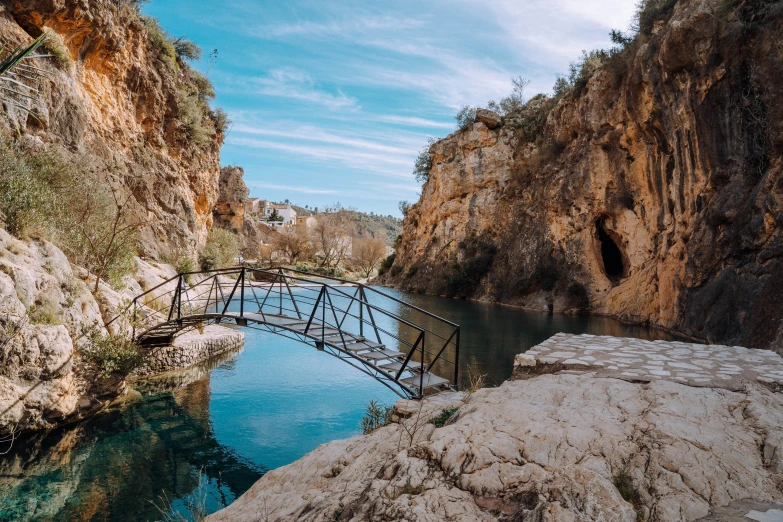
left=341, top=210, right=402, bottom=244
left=287, top=204, right=401, bottom=244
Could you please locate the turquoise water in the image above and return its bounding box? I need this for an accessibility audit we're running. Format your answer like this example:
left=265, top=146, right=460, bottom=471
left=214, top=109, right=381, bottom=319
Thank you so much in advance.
left=0, top=289, right=676, bottom=521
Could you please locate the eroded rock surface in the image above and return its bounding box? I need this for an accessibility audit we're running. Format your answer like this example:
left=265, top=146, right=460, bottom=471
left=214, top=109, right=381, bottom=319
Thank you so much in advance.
left=207, top=371, right=783, bottom=522
left=0, top=0, right=225, bottom=257
left=384, top=0, right=783, bottom=350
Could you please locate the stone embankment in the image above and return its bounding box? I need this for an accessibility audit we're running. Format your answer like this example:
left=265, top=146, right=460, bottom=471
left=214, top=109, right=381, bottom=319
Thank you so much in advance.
left=208, top=335, right=783, bottom=522
left=134, top=325, right=244, bottom=375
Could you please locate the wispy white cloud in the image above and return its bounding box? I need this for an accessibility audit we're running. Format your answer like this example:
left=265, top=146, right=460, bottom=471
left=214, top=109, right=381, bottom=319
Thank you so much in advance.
left=226, top=136, right=413, bottom=178
left=250, top=67, right=360, bottom=111
left=373, top=115, right=454, bottom=130
left=231, top=123, right=414, bottom=155
left=247, top=182, right=340, bottom=195
left=255, top=15, right=426, bottom=39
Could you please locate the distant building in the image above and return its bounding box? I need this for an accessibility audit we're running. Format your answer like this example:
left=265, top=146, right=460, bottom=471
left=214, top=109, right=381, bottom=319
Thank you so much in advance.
left=248, top=200, right=298, bottom=227
left=245, top=198, right=262, bottom=214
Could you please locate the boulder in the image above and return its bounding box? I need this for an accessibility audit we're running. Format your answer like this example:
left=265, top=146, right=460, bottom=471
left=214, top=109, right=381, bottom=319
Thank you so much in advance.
left=475, top=108, right=502, bottom=129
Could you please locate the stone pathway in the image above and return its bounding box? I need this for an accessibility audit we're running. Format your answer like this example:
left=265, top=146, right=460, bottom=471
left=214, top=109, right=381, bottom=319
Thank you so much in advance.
left=514, top=333, right=783, bottom=390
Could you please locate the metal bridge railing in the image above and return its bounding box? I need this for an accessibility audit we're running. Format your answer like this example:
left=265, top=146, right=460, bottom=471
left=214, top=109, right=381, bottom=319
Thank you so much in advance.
left=114, top=266, right=460, bottom=398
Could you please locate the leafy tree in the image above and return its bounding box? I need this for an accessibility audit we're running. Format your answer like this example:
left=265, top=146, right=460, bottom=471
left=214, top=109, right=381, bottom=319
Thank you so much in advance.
left=172, top=36, right=202, bottom=60
left=499, top=76, right=530, bottom=115
left=455, top=105, right=476, bottom=131
left=553, top=76, right=571, bottom=97
left=413, top=137, right=435, bottom=183
left=398, top=201, right=412, bottom=216
left=609, top=29, right=634, bottom=47
left=198, top=228, right=241, bottom=270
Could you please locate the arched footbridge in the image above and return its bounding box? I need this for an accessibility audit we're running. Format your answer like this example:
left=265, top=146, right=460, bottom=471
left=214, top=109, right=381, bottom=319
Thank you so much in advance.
left=120, top=267, right=461, bottom=399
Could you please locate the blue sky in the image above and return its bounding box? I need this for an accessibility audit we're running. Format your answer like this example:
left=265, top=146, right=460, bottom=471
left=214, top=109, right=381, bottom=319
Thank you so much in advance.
left=144, top=0, right=637, bottom=216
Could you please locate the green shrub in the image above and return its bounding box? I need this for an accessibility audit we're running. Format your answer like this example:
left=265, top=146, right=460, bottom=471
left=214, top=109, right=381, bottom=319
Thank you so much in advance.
left=177, top=87, right=216, bottom=151
left=377, top=254, right=395, bottom=276
left=142, top=15, right=177, bottom=69
left=531, top=262, right=560, bottom=292
left=359, top=400, right=392, bottom=434
left=413, top=138, right=435, bottom=183
left=430, top=406, right=458, bottom=428
left=172, top=37, right=202, bottom=61
left=199, top=228, right=240, bottom=271
left=164, top=249, right=196, bottom=284
left=568, top=49, right=608, bottom=96
left=390, top=265, right=403, bottom=277
left=718, top=0, right=783, bottom=23
left=636, top=0, right=678, bottom=35
left=28, top=289, right=61, bottom=325
left=613, top=469, right=643, bottom=514
left=487, top=76, right=530, bottom=117
left=212, top=108, right=231, bottom=135
left=0, top=142, right=140, bottom=291
left=445, top=240, right=497, bottom=298
left=0, top=142, right=64, bottom=237
left=82, top=328, right=144, bottom=378
left=455, top=105, right=476, bottom=131
left=566, top=282, right=590, bottom=312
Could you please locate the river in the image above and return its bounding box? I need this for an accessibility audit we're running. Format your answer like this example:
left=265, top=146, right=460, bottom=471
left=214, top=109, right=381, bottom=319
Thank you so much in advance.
left=0, top=288, right=677, bottom=521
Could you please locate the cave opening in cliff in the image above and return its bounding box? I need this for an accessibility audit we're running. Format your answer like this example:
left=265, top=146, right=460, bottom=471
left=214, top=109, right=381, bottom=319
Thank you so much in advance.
left=596, top=220, right=625, bottom=280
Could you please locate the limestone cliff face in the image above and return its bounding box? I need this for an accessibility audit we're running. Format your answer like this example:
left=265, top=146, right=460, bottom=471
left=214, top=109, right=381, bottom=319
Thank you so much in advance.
left=0, top=0, right=224, bottom=257
left=213, top=166, right=274, bottom=258
left=387, top=0, right=783, bottom=349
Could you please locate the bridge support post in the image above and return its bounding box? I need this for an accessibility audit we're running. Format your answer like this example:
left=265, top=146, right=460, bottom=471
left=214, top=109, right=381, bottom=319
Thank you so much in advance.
left=176, top=275, right=183, bottom=325
left=240, top=267, right=245, bottom=318
left=454, top=327, right=460, bottom=388
left=359, top=287, right=364, bottom=338
left=132, top=299, right=137, bottom=341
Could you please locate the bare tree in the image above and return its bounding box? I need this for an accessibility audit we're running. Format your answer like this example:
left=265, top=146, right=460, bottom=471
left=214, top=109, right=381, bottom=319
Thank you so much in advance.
left=312, top=217, right=341, bottom=270
left=312, top=210, right=355, bottom=270
left=271, top=226, right=311, bottom=263
left=67, top=179, right=144, bottom=293
left=352, top=236, right=388, bottom=278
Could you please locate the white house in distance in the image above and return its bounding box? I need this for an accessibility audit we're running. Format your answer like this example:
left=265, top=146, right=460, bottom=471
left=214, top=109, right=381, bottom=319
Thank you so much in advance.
left=244, top=198, right=297, bottom=227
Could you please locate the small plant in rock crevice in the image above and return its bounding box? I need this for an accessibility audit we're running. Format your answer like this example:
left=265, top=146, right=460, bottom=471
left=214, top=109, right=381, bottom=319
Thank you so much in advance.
left=359, top=400, right=393, bottom=434
left=429, top=406, right=459, bottom=428
left=81, top=326, right=144, bottom=378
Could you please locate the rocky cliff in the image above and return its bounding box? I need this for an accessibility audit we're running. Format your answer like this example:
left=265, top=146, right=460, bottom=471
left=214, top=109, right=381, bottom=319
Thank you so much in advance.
left=385, top=0, right=783, bottom=350
left=0, top=0, right=225, bottom=257
left=213, top=165, right=275, bottom=259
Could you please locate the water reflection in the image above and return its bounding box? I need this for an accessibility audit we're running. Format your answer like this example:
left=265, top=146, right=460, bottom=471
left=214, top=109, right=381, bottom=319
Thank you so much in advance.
left=0, top=353, right=265, bottom=522
left=367, top=288, right=678, bottom=387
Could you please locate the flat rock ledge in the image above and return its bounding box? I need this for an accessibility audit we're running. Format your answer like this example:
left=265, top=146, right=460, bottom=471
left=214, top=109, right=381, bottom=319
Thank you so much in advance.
left=514, top=333, right=783, bottom=391
left=134, top=325, right=244, bottom=375
left=207, top=335, right=783, bottom=522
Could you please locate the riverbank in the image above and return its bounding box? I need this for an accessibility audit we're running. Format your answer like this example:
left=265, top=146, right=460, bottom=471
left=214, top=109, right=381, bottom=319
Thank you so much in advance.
left=207, top=335, right=783, bottom=522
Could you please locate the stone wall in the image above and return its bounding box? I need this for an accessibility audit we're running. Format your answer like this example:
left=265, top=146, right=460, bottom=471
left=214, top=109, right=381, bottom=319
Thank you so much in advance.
left=134, top=325, right=245, bottom=375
